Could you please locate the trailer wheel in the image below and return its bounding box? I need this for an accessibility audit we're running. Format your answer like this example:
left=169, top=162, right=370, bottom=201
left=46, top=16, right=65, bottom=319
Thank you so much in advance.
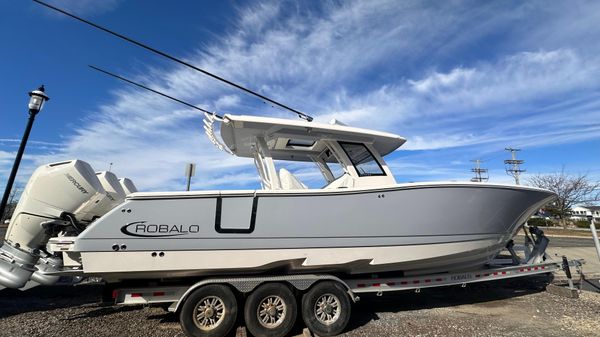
left=301, top=281, right=351, bottom=336
left=244, top=282, right=297, bottom=337
left=179, top=284, right=237, bottom=337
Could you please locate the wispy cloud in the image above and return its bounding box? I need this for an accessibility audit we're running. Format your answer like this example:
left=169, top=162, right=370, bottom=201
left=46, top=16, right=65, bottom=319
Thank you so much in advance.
left=6, top=0, right=600, bottom=190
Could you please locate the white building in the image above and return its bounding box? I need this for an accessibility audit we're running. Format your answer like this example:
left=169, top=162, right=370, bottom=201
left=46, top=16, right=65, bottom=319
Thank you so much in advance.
left=570, top=205, right=600, bottom=222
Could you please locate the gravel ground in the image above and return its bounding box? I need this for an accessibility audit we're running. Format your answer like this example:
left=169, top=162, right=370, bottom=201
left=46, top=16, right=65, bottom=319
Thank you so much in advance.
left=1, top=277, right=600, bottom=337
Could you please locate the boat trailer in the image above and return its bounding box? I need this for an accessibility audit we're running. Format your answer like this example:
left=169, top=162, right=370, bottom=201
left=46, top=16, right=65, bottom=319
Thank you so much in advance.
left=106, top=226, right=583, bottom=337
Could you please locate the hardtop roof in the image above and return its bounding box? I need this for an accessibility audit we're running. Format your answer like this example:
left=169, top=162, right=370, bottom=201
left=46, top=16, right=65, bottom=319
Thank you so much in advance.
left=219, top=114, right=406, bottom=161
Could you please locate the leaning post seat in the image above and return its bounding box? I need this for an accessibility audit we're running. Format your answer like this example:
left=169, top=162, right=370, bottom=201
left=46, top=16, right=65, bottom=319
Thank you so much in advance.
left=279, top=168, right=307, bottom=190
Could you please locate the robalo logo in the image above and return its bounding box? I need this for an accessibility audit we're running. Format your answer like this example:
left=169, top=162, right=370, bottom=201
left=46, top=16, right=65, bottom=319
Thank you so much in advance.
left=121, top=221, right=200, bottom=237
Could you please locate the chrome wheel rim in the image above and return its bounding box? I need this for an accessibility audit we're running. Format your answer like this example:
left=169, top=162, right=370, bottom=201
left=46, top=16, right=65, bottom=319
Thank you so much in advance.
left=314, top=293, right=341, bottom=325
left=257, top=295, right=287, bottom=328
left=193, top=296, right=226, bottom=331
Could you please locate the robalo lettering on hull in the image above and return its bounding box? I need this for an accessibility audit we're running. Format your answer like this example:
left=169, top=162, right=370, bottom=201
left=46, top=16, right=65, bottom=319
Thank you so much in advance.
left=121, top=221, right=200, bottom=237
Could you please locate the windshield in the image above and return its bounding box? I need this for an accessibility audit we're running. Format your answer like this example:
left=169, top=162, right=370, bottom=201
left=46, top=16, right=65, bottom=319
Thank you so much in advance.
left=339, top=142, right=385, bottom=177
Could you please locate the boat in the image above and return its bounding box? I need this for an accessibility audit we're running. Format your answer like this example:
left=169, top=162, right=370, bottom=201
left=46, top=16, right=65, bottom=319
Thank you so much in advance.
left=0, top=112, right=555, bottom=288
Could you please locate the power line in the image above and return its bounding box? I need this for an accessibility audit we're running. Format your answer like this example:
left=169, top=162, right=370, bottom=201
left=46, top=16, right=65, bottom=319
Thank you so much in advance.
left=504, top=147, right=525, bottom=185
left=89, top=65, right=222, bottom=118
left=33, top=0, right=314, bottom=122
left=470, top=159, right=489, bottom=182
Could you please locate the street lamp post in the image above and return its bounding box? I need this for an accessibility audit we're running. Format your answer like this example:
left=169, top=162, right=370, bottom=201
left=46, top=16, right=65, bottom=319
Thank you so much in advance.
left=0, top=85, right=49, bottom=221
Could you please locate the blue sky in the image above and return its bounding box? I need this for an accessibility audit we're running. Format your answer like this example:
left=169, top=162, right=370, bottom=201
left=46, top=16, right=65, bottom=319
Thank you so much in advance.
left=1, top=0, right=600, bottom=192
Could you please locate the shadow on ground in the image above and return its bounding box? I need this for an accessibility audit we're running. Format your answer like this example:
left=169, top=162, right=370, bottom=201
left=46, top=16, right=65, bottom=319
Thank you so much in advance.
left=0, top=284, right=103, bottom=319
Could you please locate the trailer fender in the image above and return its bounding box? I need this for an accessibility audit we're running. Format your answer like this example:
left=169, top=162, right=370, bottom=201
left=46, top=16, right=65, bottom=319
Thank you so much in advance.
left=171, top=274, right=357, bottom=313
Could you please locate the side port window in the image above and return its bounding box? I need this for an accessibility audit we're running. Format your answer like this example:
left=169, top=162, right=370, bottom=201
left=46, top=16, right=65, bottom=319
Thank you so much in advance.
left=338, top=142, right=386, bottom=177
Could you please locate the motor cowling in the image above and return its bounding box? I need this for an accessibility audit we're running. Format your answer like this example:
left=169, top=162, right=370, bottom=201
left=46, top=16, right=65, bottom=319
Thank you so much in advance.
left=94, top=171, right=126, bottom=215
left=5, top=160, right=104, bottom=248
left=118, top=177, right=138, bottom=195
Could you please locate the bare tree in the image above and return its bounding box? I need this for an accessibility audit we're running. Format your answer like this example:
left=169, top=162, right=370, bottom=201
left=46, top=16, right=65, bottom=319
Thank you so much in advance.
left=528, top=170, right=600, bottom=227
left=0, top=183, right=23, bottom=225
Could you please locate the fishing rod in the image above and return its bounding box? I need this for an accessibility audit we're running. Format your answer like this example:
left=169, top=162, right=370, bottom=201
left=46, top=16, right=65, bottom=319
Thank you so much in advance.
left=33, top=0, right=314, bottom=122
left=89, top=65, right=223, bottom=119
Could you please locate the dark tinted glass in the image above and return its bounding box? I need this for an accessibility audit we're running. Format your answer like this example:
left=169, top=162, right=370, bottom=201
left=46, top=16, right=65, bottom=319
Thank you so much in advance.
left=339, top=142, right=385, bottom=176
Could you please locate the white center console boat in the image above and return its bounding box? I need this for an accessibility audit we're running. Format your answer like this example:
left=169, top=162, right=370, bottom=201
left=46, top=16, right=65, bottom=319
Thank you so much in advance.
left=0, top=113, right=555, bottom=288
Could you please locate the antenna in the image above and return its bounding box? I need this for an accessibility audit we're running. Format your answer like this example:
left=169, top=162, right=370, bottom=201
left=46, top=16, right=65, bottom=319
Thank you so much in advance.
left=33, top=0, right=314, bottom=122
left=504, top=147, right=525, bottom=185
left=89, top=65, right=223, bottom=118
left=470, top=159, right=488, bottom=182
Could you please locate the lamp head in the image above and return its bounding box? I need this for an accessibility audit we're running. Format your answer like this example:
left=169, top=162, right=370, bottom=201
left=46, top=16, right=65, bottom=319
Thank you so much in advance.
left=28, top=85, right=50, bottom=113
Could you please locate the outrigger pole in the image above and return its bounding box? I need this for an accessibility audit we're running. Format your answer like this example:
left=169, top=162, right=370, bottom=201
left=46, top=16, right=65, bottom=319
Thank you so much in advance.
left=89, top=65, right=223, bottom=119
left=33, top=0, right=314, bottom=122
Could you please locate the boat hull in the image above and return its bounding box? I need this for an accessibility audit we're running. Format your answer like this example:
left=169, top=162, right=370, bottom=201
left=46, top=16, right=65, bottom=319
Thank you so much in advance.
left=72, top=183, right=555, bottom=281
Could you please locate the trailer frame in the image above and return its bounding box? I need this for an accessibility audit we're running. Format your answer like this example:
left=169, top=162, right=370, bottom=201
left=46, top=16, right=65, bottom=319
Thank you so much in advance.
left=111, top=259, right=568, bottom=308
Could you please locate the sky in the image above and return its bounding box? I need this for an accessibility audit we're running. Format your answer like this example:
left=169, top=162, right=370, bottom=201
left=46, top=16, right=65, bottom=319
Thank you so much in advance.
left=1, top=0, right=600, bottom=193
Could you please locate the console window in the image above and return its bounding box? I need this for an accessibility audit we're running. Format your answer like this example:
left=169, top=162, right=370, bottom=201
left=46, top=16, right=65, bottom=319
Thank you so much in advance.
left=339, top=142, right=385, bottom=176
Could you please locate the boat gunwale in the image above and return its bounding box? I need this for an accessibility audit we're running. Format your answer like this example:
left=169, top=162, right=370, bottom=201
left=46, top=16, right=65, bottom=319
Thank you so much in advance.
left=126, top=182, right=556, bottom=200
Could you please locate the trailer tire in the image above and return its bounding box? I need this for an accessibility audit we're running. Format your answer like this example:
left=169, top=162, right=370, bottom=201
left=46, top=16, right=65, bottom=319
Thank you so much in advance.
left=301, top=281, right=351, bottom=336
left=179, top=284, right=237, bottom=337
left=244, top=282, right=297, bottom=337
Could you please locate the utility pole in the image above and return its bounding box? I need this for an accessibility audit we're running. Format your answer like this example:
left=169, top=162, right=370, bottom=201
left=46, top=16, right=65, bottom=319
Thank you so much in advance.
left=504, top=147, right=525, bottom=185
left=470, top=159, right=489, bottom=182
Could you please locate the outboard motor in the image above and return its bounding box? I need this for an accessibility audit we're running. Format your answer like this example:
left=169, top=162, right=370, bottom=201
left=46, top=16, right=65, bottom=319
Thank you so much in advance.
left=72, top=174, right=112, bottom=223
left=94, top=171, right=126, bottom=216
left=0, top=160, right=104, bottom=288
left=118, top=177, right=138, bottom=195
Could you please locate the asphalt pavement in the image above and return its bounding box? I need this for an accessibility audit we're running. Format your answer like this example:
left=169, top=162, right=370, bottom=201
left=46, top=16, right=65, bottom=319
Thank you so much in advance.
left=546, top=236, right=598, bottom=248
